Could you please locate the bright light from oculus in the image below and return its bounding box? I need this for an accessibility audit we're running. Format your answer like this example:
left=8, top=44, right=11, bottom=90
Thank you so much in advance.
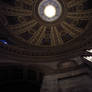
left=84, top=56, right=92, bottom=62
left=44, top=5, right=56, bottom=18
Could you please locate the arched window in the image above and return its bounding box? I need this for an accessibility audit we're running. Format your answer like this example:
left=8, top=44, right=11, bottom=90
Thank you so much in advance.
left=83, top=49, right=92, bottom=62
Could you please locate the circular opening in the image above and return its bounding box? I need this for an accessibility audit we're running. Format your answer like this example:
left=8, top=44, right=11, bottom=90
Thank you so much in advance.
left=38, top=0, right=62, bottom=22
left=44, top=5, right=56, bottom=18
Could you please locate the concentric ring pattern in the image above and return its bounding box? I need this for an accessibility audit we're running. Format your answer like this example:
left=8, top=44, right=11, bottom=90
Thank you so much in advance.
left=38, top=0, right=62, bottom=22
left=0, top=0, right=92, bottom=47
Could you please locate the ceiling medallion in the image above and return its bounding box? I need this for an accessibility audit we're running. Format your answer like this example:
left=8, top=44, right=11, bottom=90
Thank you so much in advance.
left=38, top=0, right=62, bottom=22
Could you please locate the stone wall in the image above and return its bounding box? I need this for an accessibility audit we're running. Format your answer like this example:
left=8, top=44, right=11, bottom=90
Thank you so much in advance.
left=41, top=68, right=92, bottom=92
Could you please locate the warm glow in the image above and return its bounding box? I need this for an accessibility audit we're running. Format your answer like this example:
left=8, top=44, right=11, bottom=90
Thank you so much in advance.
left=44, top=5, right=56, bottom=18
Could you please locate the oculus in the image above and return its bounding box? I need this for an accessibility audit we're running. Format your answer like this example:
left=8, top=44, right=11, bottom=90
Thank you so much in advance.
left=44, top=5, right=56, bottom=18
left=38, top=0, right=62, bottom=22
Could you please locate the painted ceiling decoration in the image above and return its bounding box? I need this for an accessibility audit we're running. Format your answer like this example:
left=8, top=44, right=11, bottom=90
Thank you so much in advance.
left=0, top=0, right=92, bottom=48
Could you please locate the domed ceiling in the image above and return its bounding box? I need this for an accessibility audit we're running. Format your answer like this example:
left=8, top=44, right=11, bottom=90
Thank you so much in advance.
left=0, top=0, right=92, bottom=48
